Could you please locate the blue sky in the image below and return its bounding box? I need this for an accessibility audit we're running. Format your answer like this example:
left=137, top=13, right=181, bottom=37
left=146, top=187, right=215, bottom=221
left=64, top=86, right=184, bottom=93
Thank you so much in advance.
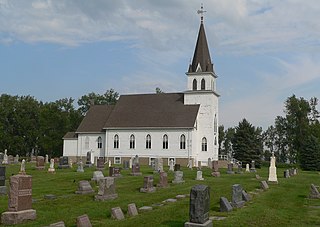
left=1, top=0, right=320, bottom=129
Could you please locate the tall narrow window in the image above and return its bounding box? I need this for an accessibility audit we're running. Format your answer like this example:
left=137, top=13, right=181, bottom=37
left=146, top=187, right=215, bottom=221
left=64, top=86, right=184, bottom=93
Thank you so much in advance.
left=180, top=134, right=186, bottom=149
left=193, top=79, right=197, bottom=90
left=214, top=114, right=217, bottom=133
left=130, top=134, right=135, bottom=149
left=146, top=134, right=151, bottom=149
left=201, top=78, right=205, bottom=90
left=97, top=136, right=102, bottom=149
left=202, top=137, right=207, bottom=151
left=214, top=136, right=217, bottom=145
left=114, top=135, right=119, bottom=149
left=85, top=136, right=89, bottom=149
left=163, top=134, right=168, bottom=149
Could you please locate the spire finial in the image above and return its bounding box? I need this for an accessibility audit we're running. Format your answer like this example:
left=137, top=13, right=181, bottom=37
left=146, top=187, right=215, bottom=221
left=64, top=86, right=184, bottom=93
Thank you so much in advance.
left=197, top=3, right=206, bottom=23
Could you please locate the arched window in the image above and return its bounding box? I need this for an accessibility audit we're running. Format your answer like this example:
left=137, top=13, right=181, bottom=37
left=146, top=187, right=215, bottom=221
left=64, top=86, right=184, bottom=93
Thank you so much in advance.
left=202, top=137, right=207, bottom=151
left=97, top=136, right=102, bottom=149
left=114, top=135, right=119, bottom=149
left=130, top=134, right=135, bottom=149
left=146, top=134, right=151, bottom=149
left=163, top=134, right=168, bottom=149
left=180, top=134, right=186, bottom=149
left=201, top=78, right=205, bottom=90
left=85, top=136, right=89, bottom=149
left=192, top=79, right=197, bottom=90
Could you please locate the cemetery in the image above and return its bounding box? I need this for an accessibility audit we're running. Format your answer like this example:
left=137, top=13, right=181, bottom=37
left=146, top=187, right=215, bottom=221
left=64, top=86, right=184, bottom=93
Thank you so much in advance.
left=0, top=158, right=318, bottom=226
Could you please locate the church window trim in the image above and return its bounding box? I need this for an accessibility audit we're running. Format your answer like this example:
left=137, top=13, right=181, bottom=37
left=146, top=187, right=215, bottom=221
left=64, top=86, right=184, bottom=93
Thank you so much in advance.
left=180, top=134, right=186, bottom=149
left=114, top=157, right=121, bottom=164
left=202, top=137, right=207, bottom=151
left=192, top=79, right=197, bottom=91
left=97, top=136, right=102, bottom=149
left=146, top=134, right=151, bottom=149
left=163, top=134, right=168, bottom=149
left=130, top=134, right=135, bottom=149
left=114, top=134, right=119, bottom=149
left=201, top=78, right=205, bottom=90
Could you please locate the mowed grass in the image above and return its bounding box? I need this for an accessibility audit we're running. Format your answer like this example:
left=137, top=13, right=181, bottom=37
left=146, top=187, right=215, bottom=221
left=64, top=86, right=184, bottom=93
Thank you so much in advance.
left=0, top=163, right=320, bottom=226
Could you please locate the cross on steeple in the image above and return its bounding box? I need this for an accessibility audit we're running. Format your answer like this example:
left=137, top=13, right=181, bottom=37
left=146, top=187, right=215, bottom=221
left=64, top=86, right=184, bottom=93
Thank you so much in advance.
left=197, top=3, right=206, bottom=23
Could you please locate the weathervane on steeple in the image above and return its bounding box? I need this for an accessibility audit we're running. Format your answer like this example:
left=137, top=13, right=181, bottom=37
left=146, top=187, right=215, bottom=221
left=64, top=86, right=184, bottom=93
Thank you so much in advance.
left=197, top=3, right=206, bottom=23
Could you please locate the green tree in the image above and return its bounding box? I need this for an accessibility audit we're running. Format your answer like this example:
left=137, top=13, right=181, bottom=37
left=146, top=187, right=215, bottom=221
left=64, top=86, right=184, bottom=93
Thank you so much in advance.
left=299, top=135, right=320, bottom=170
left=218, top=125, right=225, bottom=155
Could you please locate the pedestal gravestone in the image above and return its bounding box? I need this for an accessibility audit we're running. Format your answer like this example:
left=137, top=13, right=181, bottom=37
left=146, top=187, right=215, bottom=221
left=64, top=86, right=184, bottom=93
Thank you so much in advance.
left=77, top=160, right=84, bottom=172
left=140, top=176, right=156, bottom=193
left=0, top=166, right=6, bottom=195
left=95, top=177, right=118, bottom=201
left=75, top=181, right=94, bottom=194
left=169, top=159, right=174, bottom=171
left=2, top=149, right=8, bottom=164
left=157, top=172, right=169, bottom=188
left=58, top=156, right=69, bottom=169
left=96, top=157, right=105, bottom=170
left=85, top=152, right=92, bottom=167
left=250, top=160, right=256, bottom=172
left=268, top=152, right=278, bottom=184
left=184, top=185, right=212, bottom=227
left=220, top=197, right=233, bottom=212
left=211, top=161, right=220, bottom=177
left=19, top=159, right=26, bottom=175
left=226, top=163, right=234, bottom=174
left=91, top=171, right=104, bottom=183
left=14, top=155, right=19, bottom=164
left=236, top=164, right=243, bottom=174
left=45, top=154, right=49, bottom=164
left=174, top=164, right=181, bottom=171
left=48, top=158, right=56, bottom=173
left=1, top=174, right=36, bottom=225
left=245, top=163, right=250, bottom=172
left=36, top=156, right=45, bottom=170
left=309, top=184, right=320, bottom=199
left=231, top=184, right=245, bottom=208
left=195, top=171, right=204, bottom=181
left=127, top=203, right=138, bottom=217
left=76, top=214, right=92, bottom=227
left=172, top=171, right=185, bottom=184
left=131, top=163, right=142, bottom=176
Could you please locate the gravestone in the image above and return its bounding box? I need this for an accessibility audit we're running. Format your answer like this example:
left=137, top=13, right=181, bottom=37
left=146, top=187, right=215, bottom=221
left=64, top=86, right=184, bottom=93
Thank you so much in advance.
left=30, top=154, right=36, bottom=163
left=108, top=160, right=112, bottom=167
left=14, top=155, right=19, bottom=164
left=0, top=166, right=6, bottom=195
left=169, top=159, right=174, bottom=171
left=1, top=174, right=36, bottom=225
left=85, top=152, right=92, bottom=167
left=48, top=158, right=55, bottom=173
left=76, top=214, right=92, bottom=227
left=133, top=155, right=139, bottom=165
left=2, top=149, right=8, bottom=164
left=47, top=221, right=65, bottom=227
left=268, top=152, right=278, bottom=184
left=172, top=171, right=185, bottom=184
left=220, top=197, right=233, bottom=212
left=123, top=160, right=129, bottom=170
left=129, top=157, right=133, bottom=169
left=8, top=155, right=14, bottom=164
left=131, top=163, right=142, bottom=176
left=91, top=171, right=104, bottom=183
left=242, top=190, right=251, bottom=201
left=207, top=158, right=212, bottom=169
left=309, top=184, right=320, bottom=199
left=184, top=184, right=212, bottom=227
left=236, top=164, right=243, bottom=174
left=187, top=159, right=193, bottom=170
left=211, top=161, right=220, bottom=177
left=127, top=203, right=138, bottom=217
left=289, top=168, right=294, bottom=176
left=197, top=161, right=202, bottom=170
left=154, top=157, right=163, bottom=173
left=250, top=160, right=256, bottom=172
left=226, top=163, right=234, bottom=174
left=195, top=171, right=204, bottom=181
left=77, top=160, right=84, bottom=172
left=245, top=163, right=250, bottom=172
left=95, top=177, right=118, bottom=201
left=75, top=181, right=94, bottom=194
left=140, top=176, right=156, bottom=193
left=284, top=169, right=290, bottom=178
left=69, top=159, right=73, bottom=168
left=19, top=159, right=26, bottom=175
left=261, top=181, right=269, bottom=190
left=231, top=184, right=245, bottom=208
left=0, top=153, right=3, bottom=164
left=174, top=164, right=181, bottom=171
left=111, top=207, right=125, bottom=220
left=109, top=167, right=122, bottom=177
left=58, top=156, right=69, bottom=169
left=45, top=154, right=49, bottom=164
left=96, top=157, right=105, bottom=170
left=36, top=156, right=45, bottom=170
left=157, top=172, right=168, bottom=188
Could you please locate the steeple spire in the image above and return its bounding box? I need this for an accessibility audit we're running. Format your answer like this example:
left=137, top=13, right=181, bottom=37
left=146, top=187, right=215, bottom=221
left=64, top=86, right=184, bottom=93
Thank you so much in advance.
left=188, top=4, right=213, bottom=73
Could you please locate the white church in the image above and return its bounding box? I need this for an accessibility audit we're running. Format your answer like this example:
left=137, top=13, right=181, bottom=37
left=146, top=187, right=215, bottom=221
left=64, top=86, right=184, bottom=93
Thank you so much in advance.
left=63, top=12, right=220, bottom=167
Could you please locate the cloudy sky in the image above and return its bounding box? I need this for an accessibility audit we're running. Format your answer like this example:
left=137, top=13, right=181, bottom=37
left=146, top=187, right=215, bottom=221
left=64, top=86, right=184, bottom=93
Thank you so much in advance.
left=1, top=0, right=320, bottom=129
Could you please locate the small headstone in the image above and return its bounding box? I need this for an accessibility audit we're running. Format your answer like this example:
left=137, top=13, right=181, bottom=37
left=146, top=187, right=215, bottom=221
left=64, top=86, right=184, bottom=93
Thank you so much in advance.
left=47, top=221, right=66, bottom=227
left=261, top=181, right=269, bottom=190
left=85, top=152, right=92, bottom=167
left=138, top=206, right=153, bottom=212
left=48, top=158, right=55, bottom=173
left=58, top=156, right=69, bottom=169
left=220, top=197, right=233, bottom=212
left=176, top=194, right=187, bottom=199
left=154, top=157, right=163, bottom=173
left=2, top=149, right=8, bottom=164
left=133, top=155, right=139, bottom=164
left=289, top=168, right=294, bottom=176
left=111, top=207, right=125, bottom=220
left=226, top=163, right=234, bottom=174
left=236, top=164, right=243, bottom=174
left=172, top=171, right=185, bottom=184
left=35, top=156, right=45, bottom=170
left=207, top=158, right=212, bottom=169
left=19, top=159, right=26, bottom=175
left=242, top=190, right=251, bottom=201
left=174, top=163, right=181, bottom=171
left=69, top=159, right=73, bottom=168
left=8, top=155, right=14, bottom=164
left=231, top=184, right=245, bottom=208
left=131, top=163, right=142, bottom=176
left=0, top=166, right=6, bottom=195
left=284, top=169, right=290, bottom=178
left=76, top=214, right=92, bottom=227
left=157, top=172, right=169, bottom=188
left=14, top=155, right=19, bottom=164
left=255, top=174, right=261, bottom=180
left=108, top=160, right=111, bottom=167
left=95, top=177, right=118, bottom=201
left=184, top=184, right=212, bottom=227
left=245, top=163, right=250, bottom=172
left=129, top=157, right=133, bottom=169
left=196, top=171, right=204, bottom=180
left=96, top=157, right=105, bottom=170
left=109, top=167, right=121, bottom=177
left=127, top=203, right=138, bottom=217
left=123, top=160, right=129, bottom=170
left=77, top=160, right=84, bottom=172
left=169, top=159, right=174, bottom=171
left=293, top=168, right=297, bottom=175
left=309, top=184, right=320, bottom=199
left=30, top=154, right=36, bottom=163
left=187, top=159, right=193, bottom=170
left=197, top=161, right=202, bottom=170
left=140, top=176, right=156, bottom=193
left=163, top=198, right=177, bottom=203
left=45, top=154, right=49, bottom=164
left=92, top=171, right=104, bottom=182
left=211, top=160, right=220, bottom=177
left=250, top=160, right=256, bottom=172
left=44, top=194, right=57, bottom=200
left=75, top=181, right=94, bottom=194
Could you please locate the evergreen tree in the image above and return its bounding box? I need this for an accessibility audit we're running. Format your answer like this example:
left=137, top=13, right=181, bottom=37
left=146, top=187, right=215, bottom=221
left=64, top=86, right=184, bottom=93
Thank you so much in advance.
left=300, top=135, right=320, bottom=171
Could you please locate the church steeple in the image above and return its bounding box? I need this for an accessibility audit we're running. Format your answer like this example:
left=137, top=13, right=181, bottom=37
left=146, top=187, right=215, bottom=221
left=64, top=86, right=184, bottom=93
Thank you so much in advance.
left=188, top=5, right=214, bottom=73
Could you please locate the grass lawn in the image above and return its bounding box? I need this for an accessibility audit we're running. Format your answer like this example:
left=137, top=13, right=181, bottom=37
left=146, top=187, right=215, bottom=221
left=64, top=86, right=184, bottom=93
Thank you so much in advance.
left=0, top=163, right=319, bottom=226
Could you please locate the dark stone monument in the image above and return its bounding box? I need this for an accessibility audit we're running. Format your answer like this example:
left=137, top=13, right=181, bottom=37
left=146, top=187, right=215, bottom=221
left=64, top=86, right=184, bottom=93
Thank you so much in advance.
left=75, top=181, right=94, bottom=194
left=58, top=156, right=69, bottom=169
left=76, top=214, right=92, bottom=227
left=36, top=156, right=45, bottom=170
left=140, top=176, right=156, bottom=193
left=95, top=177, right=118, bottom=201
left=226, top=163, right=234, bottom=174
left=109, top=167, right=121, bottom=177
left=231, top=184, right=245, bottom=208
left=0, top=166, right=6, bottom=195
left=123, top=160, right=129, bottom=170
left=220, top=197, right=233, bottom=212
left=1, top=174, right=36, bottom=225
left=174, top=164, right=181, bottom=171
left=96, top=157, right=105, bottom=171
left=184, top=184, right=212, bottom=227
left=236, top=164, right=243, bottom=174
left=211, top=160, right=220, bottom=177
left=250, top=160, right=256, bottom=172
left=85, top=152, right=92, bottom=167
left=131, top=163, right=142, bottom=176
left=157, top=172, right=169, bottom=188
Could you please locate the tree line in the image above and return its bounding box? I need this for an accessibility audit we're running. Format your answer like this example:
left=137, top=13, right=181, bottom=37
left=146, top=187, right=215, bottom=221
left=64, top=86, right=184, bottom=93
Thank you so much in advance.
left=219, top=95, right=320, bottom=170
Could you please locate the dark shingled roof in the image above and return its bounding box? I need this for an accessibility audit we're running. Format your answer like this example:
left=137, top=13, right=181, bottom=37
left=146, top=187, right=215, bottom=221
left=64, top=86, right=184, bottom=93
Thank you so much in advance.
left=76, top=105, right=114, bottom=133
left=63, top=131, right=77, bottom=139
left=188, top=22, right=214, bottom=73
left=104, top=93, right=199, bottom=128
